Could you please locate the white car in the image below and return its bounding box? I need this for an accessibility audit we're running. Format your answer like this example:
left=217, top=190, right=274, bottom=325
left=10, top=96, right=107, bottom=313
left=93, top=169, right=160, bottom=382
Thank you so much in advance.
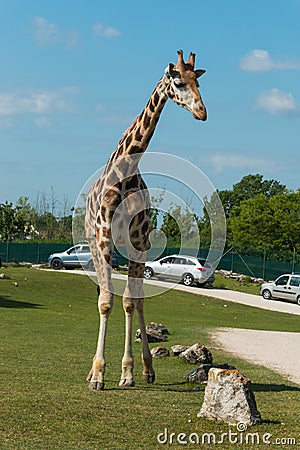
left=260, top=273, right=300, bottom=305
left=144, top=254, right=215, bottom=287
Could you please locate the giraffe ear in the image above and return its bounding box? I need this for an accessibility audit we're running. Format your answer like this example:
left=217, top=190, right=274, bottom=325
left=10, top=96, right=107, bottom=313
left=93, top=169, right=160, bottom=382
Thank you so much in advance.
left=195, top=69, right=206, bottom=78
left=165, top=63, right=180, bottom=78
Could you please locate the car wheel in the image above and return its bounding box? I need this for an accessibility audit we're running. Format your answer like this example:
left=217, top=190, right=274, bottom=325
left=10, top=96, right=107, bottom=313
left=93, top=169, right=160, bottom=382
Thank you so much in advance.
left=262, top=289, right=272, bottom=300
left=182, top=273, right=194, bottom=286
left=51, top=258, right=62, bottom=270
left=144, top=267, right=154, bottom=279
left=297, top=296, right=300, bottom=306
left=87, top=260, right=95, bottom=271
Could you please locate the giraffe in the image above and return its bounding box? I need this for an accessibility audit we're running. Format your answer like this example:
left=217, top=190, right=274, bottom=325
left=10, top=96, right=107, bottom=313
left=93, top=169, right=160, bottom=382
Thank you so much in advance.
left=85, top=50, right=207, bottom=390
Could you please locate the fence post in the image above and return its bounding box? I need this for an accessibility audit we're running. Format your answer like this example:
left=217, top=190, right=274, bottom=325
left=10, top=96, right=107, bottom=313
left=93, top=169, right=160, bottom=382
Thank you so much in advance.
left=292, top=247, right=296, bottom=273
left=37, top=242, right=40, bottom=264
left=6, top=241, right=9, bottom=263
left=263, top=249, right=267, bottom=280
left=231, top=246, right=235, bottom=273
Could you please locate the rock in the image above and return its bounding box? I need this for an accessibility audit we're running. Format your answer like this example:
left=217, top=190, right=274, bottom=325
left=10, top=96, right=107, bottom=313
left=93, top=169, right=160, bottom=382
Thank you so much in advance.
left=151, top=347, right=170, bottom=358
left=0, top=273, right=6, bottom=279
left=135, top=329, right=168, bottom=342
left=185, top=363, right=236, bottom=384
left=198, top=368, right=261, bottom=426
left=171, top=344, right=189, bottom=356
left=135, top=322, right=169, bottom=343
left=179, top=343, right=212, bottom=365
left=146, top=322, right=169, bottom=335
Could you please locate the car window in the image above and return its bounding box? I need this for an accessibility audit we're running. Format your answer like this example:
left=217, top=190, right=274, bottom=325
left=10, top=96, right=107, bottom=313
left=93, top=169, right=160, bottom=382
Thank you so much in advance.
left=290, top=276, right=300, bottom=287
left=68, top=247, right=78, bottom=254
left=186, top=259, right=195, bottom=265
left=275, top=276, right=289, bottom=286
left=82, top=246, right=90, bottom=253
left=197, top=258, right=212, bottom=268
left=161, top=257, right=174, bottom=264
left=173, top=258, right=187, bottom=265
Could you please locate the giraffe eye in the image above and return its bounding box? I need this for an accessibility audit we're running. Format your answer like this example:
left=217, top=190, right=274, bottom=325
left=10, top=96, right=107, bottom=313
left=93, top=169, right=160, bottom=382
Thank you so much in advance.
left=174, top=80, right=186, bottom=89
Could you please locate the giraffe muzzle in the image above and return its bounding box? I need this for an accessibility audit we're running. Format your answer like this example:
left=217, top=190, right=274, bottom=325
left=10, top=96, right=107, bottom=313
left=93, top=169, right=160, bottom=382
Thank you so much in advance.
left=193, top=103, right=207, bottom=121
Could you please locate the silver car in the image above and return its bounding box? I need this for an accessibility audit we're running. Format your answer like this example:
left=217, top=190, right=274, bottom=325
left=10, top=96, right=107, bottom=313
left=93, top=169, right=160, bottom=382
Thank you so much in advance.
left=48, top=244, right=119, bottom=270
left=144, top=254, right=215, bottom=287
left=260, top=273, right=300, bottom=305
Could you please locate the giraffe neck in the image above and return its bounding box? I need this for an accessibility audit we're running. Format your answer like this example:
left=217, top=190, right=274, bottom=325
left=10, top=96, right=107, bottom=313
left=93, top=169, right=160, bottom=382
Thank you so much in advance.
left=109, top=74, right=169, bottom=164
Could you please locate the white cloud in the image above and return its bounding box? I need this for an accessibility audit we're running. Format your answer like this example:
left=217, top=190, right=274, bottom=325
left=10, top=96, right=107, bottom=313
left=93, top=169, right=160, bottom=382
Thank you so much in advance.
left=240, top=49, right=300, bottom=72
left=33, top=116, right=52, bottom=127
left=65, top=31, right=80, bottom=48
left=29, top=17, right=80, bottom=49
left=30, top=16, right=60, bottom=47
left=0, top=88, right=76, bottom=117
left=93, top=23, right=120, bottom=38
left=0, top=117, right=14, bottom=128
left=256, top=88, right=298, bottom=115
left=95, top=104, right=105, bottom=112
left=210, top=154, right=269, bottom=173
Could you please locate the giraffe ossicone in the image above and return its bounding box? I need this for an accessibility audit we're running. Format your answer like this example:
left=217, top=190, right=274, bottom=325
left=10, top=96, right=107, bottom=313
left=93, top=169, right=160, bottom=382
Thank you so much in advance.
left=85, top=50, right=207, bottom=390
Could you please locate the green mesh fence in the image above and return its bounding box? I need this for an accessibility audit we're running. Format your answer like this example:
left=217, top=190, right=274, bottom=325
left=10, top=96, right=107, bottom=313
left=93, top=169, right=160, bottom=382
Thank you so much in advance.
left=0, top=242, right=299, bottom=281
left=0, top=243, right=70, bottom=265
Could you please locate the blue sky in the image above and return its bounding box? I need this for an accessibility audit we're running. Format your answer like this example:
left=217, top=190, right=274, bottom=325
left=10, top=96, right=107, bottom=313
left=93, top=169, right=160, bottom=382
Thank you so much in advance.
left=1, top=0, right=300, bottom=213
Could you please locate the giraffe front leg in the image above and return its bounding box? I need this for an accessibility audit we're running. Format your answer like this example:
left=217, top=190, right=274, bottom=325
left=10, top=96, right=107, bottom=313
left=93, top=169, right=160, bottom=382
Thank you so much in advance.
left=87, top=356, right=106, bottom=391
left=119, top=298, right=135, bottom=387
left=87, top=292, right=113, bottom=390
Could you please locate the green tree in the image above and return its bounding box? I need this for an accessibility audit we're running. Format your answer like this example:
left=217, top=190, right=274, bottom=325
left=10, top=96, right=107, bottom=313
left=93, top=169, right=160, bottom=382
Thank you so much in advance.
left=268, top=191, right=300, bottom=252
left=229, top=194, right=273, bottom=250
left=229, top=191, right=300, bottom=253
left=219, top=174, right=286, bottom=217
left=0, top=201, right=29, bottom=241
left=15, top=197, right=35, bottom=239
left=161, top=205, right=199, bottom=246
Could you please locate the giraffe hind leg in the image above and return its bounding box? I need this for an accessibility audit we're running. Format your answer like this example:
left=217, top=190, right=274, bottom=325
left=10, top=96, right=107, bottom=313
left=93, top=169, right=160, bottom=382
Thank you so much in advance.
left=120, top=261, right=155, bottom=387
left=119, top=295, right=135, bottom=387
left=136, top=298, right=155, bottom=384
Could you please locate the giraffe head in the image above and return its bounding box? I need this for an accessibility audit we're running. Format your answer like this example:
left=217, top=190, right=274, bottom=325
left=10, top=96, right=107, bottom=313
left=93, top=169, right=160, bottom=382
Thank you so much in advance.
left=165, top=50, right=207, bottom=121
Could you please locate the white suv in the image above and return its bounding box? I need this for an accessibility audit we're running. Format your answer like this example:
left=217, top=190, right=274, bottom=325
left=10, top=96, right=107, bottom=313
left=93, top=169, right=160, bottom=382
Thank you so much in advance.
left=144, top=254, right=215, bottom=287
left=260, top=273, right=300, bottom=305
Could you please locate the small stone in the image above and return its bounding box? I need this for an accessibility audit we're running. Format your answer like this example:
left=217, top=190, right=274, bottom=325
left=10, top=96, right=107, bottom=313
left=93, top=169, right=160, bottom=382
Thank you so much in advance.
left=198, top=368, right=261, bottom=426
left=0, top=273, right=5, bottom=279
left=185, top=363, right=236, bottom=384
left=146, top=322, right=169, bottom=335
left=135, top=322, right=169, bottom=343
left=151, top=347, right=170, bottom=358
left=179, top=343, right=212, bottom=365
left=135, top=328, right=168, bottom=343
left=171, top=345, right=189, bottom=356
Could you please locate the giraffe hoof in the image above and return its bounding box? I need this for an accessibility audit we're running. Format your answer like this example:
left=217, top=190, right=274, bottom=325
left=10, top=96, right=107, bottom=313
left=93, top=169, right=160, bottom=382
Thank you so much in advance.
left=89, top=381, right=105, bottom=390
left=119, top=378, right=135, bottom=387
left=144, top=372, right=155, bottom=384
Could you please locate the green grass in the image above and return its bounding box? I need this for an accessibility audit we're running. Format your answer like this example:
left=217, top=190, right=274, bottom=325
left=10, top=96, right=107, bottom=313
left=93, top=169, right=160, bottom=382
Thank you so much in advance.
left=213, top=273, right=261, bottom=295
left=0, top=267, right=299, bottom=449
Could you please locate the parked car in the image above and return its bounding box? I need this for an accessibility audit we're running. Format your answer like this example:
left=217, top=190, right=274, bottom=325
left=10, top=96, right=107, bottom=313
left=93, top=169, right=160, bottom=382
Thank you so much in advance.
left=260, top=273, right=300, bottom=305
left=144, top=254, right=215, bottom=287
left=48, top=244, right=119, bottom=271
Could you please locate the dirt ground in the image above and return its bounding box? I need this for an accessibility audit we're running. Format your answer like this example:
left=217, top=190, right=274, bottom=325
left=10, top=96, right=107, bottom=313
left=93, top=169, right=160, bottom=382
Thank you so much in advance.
left=212, top=328, right=300, bottom=385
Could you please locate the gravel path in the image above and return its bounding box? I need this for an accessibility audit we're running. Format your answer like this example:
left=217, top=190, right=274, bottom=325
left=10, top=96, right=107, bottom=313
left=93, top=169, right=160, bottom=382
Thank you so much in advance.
left=212, top=328, right=300, bottom=385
